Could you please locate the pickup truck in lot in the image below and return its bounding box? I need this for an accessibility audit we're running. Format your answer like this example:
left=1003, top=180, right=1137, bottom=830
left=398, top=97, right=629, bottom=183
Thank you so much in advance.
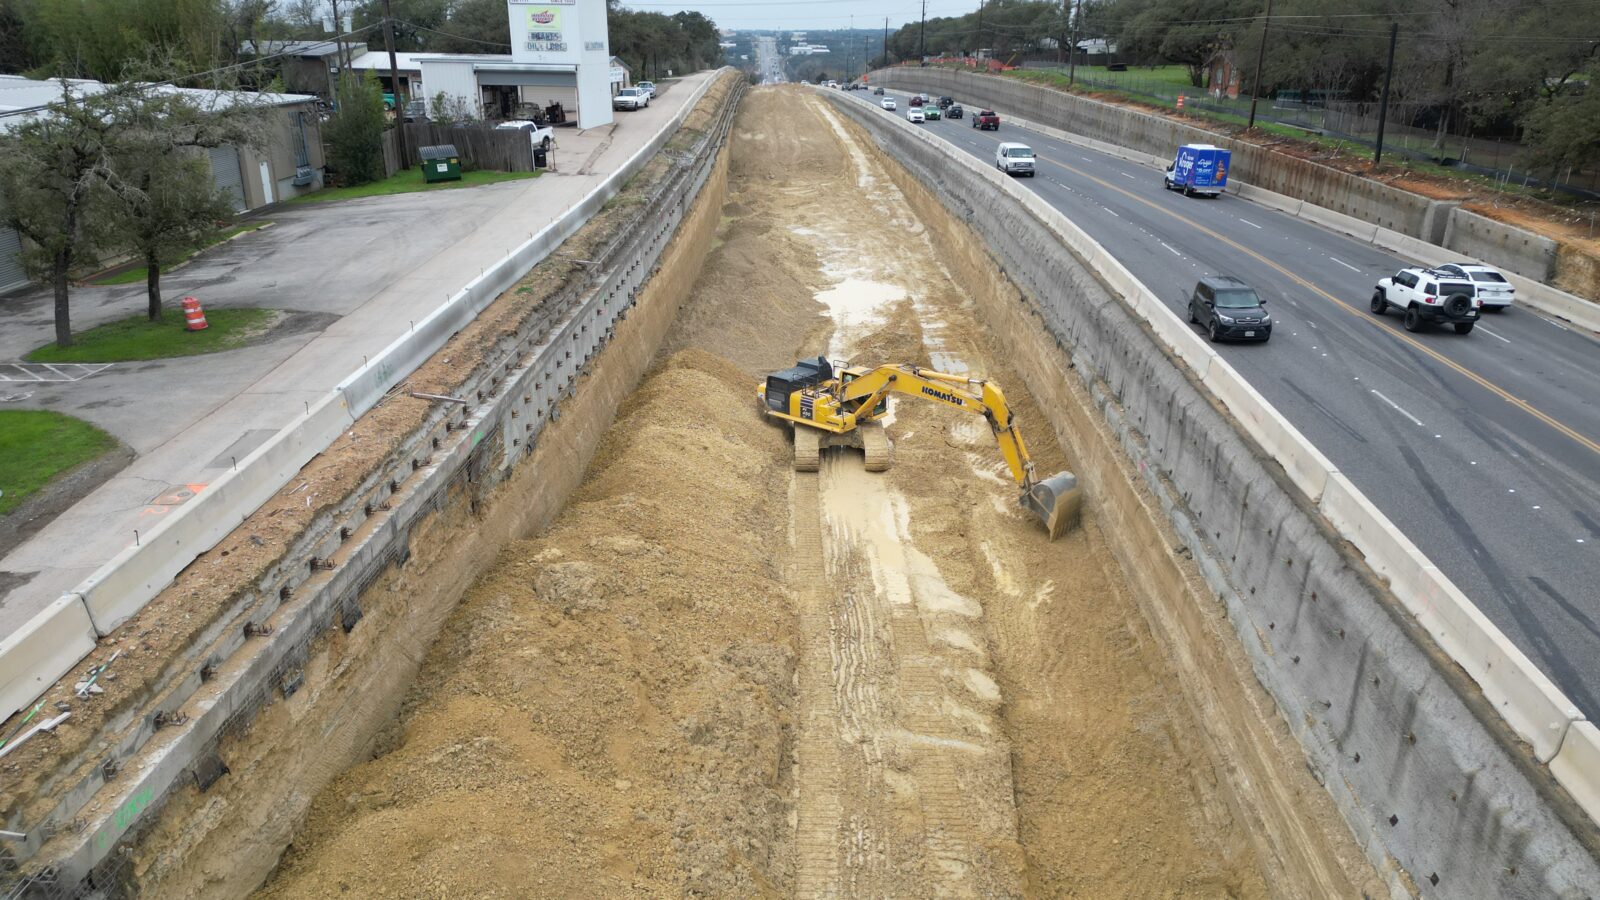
left=613, top=87, right=650, bottom=111
left=1371, top=267, right=1482, bottom=334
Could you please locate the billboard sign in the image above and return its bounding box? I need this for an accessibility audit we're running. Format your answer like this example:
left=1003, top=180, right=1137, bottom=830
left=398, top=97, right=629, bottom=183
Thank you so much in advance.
left=509, top=0, right=579, bottom=63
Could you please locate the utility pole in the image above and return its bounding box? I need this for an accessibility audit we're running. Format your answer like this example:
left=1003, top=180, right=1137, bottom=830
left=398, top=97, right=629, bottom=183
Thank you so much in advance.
left=976, top=0, right=985, bottom=59
left=1374, top=22, right=1399, bottom=166
left=884, top=18, right=890, bottom=66
left=329, top=0, right=350, bottom=72
left=1057, top=0, right=1067, bottom=67
left=849, top=14, right=854, bottom=81
left=1247, top=0, right=1273, bottom=130
left=919, top=0, right=927, bottom=63
left=1067, top=0, right=1081, bottom=83
left=382, top=0, right=406, bottom=165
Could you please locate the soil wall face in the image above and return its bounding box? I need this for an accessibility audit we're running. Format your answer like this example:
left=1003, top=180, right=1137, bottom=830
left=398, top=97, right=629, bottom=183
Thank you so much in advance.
left=105, top=129, right=735, bottom=900
left=824, top=91, right=1600, bottom=899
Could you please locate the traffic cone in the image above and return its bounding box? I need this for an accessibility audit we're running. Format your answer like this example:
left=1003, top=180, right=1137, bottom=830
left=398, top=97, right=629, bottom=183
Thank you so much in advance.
left=182, top=296, right=208, bottom=331
left=1176, top=94, right=1185, bottom=110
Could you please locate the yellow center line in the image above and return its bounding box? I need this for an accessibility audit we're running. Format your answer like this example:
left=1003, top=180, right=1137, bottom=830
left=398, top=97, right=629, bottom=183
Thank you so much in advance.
left=1031, top=150, right=1600, bottom=458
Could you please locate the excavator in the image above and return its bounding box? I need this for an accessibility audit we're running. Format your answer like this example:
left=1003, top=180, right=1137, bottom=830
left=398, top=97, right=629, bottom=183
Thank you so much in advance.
left=758, top=356, right=1082, bottom=539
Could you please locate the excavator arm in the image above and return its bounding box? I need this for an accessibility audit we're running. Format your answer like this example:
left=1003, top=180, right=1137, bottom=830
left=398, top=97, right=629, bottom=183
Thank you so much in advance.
left=836, top=365, right=1080, bottom=538
left=838, top=365, right=1037, bottom=488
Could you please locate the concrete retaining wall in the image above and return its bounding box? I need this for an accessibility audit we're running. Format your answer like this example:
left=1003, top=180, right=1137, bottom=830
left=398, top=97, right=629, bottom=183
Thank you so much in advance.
left=1443, top=208, right=1559, bottom=283
left=825, top=88, right=1600, bottom=899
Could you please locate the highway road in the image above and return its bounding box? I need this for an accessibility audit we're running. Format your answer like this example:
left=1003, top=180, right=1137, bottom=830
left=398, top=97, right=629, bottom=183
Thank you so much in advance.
left=845, top=86, right=1600, bottom=719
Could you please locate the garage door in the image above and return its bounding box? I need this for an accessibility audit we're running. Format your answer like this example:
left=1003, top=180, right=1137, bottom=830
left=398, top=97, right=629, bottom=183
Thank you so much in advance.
left=209, top=146, right=247, bottom=212
left=0, top=226, right=26, bottom=294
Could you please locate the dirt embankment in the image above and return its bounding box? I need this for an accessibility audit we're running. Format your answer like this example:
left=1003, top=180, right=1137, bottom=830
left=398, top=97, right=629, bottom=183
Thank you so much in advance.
left=261, top=85, right=1364, bottom=897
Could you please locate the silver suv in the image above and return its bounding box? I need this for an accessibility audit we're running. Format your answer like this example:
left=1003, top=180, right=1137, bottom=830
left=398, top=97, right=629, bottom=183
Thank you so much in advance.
left=1371, top=267, right=1481, bottom=334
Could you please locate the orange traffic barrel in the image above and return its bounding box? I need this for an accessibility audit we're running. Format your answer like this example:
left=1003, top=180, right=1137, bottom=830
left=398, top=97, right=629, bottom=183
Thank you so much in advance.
left=182, top=296, right=208, bottom=331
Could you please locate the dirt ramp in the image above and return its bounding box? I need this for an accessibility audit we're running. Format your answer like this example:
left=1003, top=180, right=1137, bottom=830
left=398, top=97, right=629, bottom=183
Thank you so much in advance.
left=257, top=350, right=798, bottom=898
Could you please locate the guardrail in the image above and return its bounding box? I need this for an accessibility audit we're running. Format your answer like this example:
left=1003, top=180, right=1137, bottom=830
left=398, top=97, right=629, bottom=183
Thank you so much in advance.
left=820, top=83, right=1596, bottom=831
left=0, top=73, right=724, bottom=726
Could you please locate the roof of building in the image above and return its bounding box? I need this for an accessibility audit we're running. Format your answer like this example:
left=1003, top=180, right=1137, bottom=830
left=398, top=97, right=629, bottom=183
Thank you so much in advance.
left=0, top=74, right=316, bottom=129
left=241, top=40, right=364, bottom=59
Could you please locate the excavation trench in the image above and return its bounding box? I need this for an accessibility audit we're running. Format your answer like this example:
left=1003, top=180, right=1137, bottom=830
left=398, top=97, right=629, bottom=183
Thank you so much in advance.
left=248, top=87, right=1368, bottom=897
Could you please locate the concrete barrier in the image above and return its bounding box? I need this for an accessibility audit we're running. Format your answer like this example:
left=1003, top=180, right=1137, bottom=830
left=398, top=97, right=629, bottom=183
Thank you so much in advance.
left=824, top=87, right=1600, bottom=893
left=1552, top=722, right=1600, bottom=824
left=0, top=597, right=98, bottom=723
left=76, top=392, right=355, bottom=635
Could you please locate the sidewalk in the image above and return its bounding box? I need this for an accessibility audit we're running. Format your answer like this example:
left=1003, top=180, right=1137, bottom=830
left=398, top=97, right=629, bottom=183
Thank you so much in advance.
left=0, top=72, right=712, bottom=637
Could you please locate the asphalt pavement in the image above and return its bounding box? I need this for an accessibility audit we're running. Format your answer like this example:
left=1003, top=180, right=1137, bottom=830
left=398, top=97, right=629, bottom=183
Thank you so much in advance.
left=850, top=86, right=1600, bottom=719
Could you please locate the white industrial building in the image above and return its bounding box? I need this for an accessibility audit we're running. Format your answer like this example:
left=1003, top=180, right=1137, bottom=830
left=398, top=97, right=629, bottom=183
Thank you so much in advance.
left=344, top=0, right=620, bottom=127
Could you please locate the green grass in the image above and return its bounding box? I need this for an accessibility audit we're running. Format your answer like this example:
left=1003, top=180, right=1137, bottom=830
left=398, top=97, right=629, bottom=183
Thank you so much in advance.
left=26, top=308, right=279, bottom=363
left=0, top=411, right=118, bottom=517
left=89, top=222, right=272, bottom=286
left=288, top=168, right=540, bottom=205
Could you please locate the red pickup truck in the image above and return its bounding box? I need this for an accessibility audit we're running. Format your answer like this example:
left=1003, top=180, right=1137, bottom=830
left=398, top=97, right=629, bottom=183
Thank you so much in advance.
left=971, top=109, right=1000, bottom=131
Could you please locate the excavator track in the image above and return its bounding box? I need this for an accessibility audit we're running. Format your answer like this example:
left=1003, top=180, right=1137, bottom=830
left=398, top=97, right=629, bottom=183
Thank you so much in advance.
left=860, top=421, right=893, bottom=473
left=793, top=425, right=821, bottom=472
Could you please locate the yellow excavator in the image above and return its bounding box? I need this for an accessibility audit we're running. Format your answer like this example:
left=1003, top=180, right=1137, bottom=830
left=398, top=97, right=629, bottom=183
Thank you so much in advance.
left=758, top=356, right=1081, bottom=539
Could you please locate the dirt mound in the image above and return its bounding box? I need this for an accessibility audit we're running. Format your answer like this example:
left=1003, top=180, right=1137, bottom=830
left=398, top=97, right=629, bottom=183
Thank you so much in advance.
left=257, top=349, right=798, bottom=898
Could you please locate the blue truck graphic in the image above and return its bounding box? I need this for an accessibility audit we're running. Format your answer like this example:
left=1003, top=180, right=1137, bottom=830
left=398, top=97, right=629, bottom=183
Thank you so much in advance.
left=1164, top=144, right=1230, bottom=197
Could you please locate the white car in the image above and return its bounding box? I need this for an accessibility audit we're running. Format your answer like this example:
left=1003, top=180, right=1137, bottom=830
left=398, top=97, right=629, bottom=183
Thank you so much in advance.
left=996, top=142, right=1036, bottom=177
left=612, top=87, right=649, bottom=110
left=1435, top=262, right=1515, bottom=310
left=881, top=97, right=897, bottom=110
left=494, top=120, right=554, bottom=151
left=635, top=80, right=656, bottom=98
left=907, top=107, right=925, bottom=123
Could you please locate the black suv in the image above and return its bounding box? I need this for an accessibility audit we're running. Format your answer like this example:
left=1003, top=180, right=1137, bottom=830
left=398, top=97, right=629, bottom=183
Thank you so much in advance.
left=937, top=96, right=954, bottom=108
left=946, top=104, right=964, bottom=119
left=1189, top=276, right=1271, bottom=343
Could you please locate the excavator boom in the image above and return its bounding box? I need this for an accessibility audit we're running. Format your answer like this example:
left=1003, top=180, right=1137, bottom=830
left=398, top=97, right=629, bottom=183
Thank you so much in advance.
left=759, top=359, right=1081, bottom=538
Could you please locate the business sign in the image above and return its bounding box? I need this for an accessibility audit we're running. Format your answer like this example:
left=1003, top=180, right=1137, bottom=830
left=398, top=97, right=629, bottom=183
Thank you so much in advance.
left=509, top=0, right=579, bottom=62
left=524, top=6, right=566, bottom=53
left=609, top=65, right=625, bottom=83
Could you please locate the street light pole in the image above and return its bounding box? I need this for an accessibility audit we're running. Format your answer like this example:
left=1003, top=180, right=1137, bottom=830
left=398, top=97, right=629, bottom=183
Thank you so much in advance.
left=1374, top=22, right=1399, bottom=165
left=1247, top=0, right=1273, bottom=130
left=1068, top=0, right=1080, bottom=85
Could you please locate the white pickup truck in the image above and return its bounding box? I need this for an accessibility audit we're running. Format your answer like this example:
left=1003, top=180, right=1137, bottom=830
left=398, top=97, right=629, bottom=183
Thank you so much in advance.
left=494, top=120, right=554, bottom=151
left=613, top=87, right=650, bottom=111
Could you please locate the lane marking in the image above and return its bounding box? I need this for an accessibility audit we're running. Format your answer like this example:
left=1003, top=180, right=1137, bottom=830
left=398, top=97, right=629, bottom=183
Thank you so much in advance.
left=1160, top=242, right=1182, bottom=257
left=1238, top=217, right=1262, bottom=229
left=1371, top=389, right=1425, bottom=427
left=1023, top=146, right=1600, bottom=457
left=1476, top=324, right=1512, bottom=344
left=1118, top=172, right=1136, bottom=180
left=1105, top=208, right=1119, bottom=217
left=1329, top=257, right=1361, bottom=273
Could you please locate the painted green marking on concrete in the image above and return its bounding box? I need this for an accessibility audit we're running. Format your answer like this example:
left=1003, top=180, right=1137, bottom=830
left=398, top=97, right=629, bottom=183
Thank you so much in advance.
left=95, top=785, right=155, bottom=852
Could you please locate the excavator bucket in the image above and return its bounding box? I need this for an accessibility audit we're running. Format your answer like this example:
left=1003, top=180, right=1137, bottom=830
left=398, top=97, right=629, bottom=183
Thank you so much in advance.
left=1022, top=471, right=1082, bottom=540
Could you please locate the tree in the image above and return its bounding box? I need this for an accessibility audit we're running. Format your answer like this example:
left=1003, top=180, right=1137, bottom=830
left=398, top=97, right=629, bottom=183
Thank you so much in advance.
left=98, top=73, right=269, bottom=320
left=0, top=81, right=119, bottom=347
left=1521, top=60, right=1600, bottom=176
left=1117, top=0, right=1258, bottom=87
left=324, top=71, right=387, bottom=185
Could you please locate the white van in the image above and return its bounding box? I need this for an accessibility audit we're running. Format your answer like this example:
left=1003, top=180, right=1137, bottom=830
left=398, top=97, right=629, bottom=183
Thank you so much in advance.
left=996, top=142, right=1036, bottom=177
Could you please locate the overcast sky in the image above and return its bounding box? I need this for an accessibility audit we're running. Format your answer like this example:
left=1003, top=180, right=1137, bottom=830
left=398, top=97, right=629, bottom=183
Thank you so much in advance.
left=618, top=0, right=984, bottom=31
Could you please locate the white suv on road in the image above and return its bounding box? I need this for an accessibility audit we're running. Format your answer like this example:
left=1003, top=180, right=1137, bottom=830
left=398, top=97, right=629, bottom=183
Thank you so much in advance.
left=1435, top=262, right=1515, bottom=310
left=613, top=87, right=649, bottom=110
left=995, top=142, right=1036, bottom=177
left=1371, top=267, right=1482, bottom=334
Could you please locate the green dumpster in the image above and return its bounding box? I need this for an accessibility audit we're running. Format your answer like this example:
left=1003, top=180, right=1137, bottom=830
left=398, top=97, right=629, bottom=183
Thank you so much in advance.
left=419, top=144, right=462, bottom=183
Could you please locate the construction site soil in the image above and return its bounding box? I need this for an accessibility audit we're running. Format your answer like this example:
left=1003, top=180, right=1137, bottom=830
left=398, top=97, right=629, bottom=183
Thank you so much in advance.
left=256, top=87, right=1365, bottom=897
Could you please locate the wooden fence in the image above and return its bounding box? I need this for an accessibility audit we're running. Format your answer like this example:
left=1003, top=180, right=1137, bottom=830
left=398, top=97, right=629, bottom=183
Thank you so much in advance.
left=380, top=123, right=537, bottom=176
